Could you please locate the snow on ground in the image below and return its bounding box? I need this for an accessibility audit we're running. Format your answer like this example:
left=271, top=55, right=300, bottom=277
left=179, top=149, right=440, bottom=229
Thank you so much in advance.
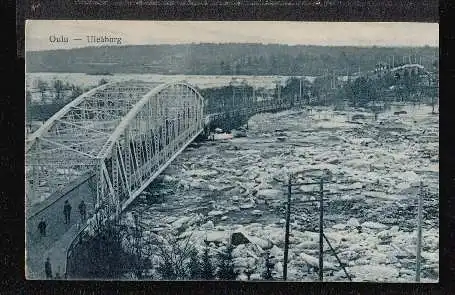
left=26, top=73, right=313, bottom=102
left=121, top=104, right=438, bottom=282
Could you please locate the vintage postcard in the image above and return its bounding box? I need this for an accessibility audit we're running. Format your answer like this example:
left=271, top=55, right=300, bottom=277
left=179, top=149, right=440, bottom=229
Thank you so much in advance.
left=25, top=20, right=439, bottom=281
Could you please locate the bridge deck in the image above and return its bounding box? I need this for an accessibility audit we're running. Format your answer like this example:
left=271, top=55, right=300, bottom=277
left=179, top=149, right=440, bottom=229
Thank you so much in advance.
left=26, top=179, right=94, bottom=279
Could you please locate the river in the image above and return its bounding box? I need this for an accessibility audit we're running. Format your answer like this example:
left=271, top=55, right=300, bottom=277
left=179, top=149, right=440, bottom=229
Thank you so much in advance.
left=117, top=104, right=439, bottom=282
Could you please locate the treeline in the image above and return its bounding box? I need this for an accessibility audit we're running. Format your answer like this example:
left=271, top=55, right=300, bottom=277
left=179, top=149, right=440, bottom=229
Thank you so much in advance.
left=333, top=70, right=437, bottom=108
left=26, top=78, right=108, bottom=122
left=187, top=70, right=436, bottom=118
left=26, top=44, right=438, bottom=76
left=68, top=221, right=277, bottom=280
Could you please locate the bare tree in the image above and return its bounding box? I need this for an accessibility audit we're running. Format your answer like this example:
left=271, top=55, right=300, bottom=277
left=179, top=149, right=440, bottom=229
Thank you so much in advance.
left=37, top=79, right=48, bottom=101
left=155, top=233, right=195, bottom=280
left=52, top=79, right=64, bottom=102
left=70, top=85, right=83, bottom=100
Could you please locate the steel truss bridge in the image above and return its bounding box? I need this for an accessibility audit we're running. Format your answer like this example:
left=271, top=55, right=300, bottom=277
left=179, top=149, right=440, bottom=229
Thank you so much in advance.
left=26, top=81, right=206, bottom=222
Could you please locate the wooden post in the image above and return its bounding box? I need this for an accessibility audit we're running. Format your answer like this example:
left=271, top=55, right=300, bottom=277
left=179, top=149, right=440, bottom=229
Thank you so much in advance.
left=323, top=233, right=351, bottom=281
left=283, top=174, right=292, bottom=280
left=416, top=181, right=424, bottom=282
left=319, top=178, right=324, bottom=282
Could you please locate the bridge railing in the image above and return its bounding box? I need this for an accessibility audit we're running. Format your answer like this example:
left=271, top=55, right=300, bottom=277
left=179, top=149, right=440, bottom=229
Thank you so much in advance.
left=66, top=222, right=91, bottom=278
left=66, top=209, right=114, bottom=278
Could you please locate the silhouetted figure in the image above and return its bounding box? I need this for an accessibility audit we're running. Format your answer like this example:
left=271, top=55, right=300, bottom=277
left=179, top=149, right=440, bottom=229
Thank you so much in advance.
left=38, top=219, right=46, bottom=237
left=63, top=200, right=72, bottom=224
left=45, top=257, right=52, bottom=279
left=78, top=200, right=87, bottom=222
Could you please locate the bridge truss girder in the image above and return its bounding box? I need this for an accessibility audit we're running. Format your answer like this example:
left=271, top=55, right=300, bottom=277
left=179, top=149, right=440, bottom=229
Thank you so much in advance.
left=96, top=82, right=205, bottom=219
left=26, top=81, right=205, bottom=219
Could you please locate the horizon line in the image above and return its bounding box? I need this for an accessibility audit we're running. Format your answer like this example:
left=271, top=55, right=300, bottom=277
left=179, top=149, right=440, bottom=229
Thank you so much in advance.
left=26, top=42, right=439, bottom=53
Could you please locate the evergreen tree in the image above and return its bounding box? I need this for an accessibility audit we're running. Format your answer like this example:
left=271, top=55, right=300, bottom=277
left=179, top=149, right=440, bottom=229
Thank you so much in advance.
left=157, top=255, right=176, bottom=280
left=70, top=85, right=83, bottom=99
left=262, top=251, right=275, bottom=280
left=201, top=245, right=215, bottom=280
left=187, top=247, right=202, bottom=279
left=216, top=244, right=238, bottom=280
left=244, top=263, right=255, bottom=281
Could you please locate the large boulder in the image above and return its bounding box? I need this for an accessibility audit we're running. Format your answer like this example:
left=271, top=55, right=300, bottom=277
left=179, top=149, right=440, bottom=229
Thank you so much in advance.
left=231, top=232, right=251, bottom=246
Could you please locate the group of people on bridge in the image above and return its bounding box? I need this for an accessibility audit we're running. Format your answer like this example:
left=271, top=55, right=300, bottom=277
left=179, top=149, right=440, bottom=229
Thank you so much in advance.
left=37, top=199, right=87, bottom=238
left=37, top=199, right=88, bottom=279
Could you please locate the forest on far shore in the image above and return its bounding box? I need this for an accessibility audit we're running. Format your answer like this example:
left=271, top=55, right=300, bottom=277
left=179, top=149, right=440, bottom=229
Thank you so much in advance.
left=26, top=44, right=438, bottom=76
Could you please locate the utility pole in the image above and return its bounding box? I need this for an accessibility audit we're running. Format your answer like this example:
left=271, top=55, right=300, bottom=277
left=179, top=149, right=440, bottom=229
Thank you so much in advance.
left=416, top=181, right=424, bottom=282
left=278, top=81, right=281, bottom=101
left=318, top=178, right=324, bottom=282
left=282, top=176, right=354, bottom=282
left=283, top=174, right=292, bottom=281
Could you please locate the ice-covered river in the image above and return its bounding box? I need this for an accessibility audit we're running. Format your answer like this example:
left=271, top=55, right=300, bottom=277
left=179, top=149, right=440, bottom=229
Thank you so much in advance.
left=119, top=104, right=439, bottom=282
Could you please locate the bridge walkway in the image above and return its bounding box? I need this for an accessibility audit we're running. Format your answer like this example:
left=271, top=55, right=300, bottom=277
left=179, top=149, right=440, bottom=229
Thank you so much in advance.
left=26, top=177, right=95, bottom=279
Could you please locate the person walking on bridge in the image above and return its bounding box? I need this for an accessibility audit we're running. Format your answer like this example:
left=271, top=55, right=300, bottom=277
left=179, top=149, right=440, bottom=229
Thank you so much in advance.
left=45, top=257, right=52, bottom=279
left=63, top=200, right=72, bottom=224
left=78, top=200, right=87, bottom=222
left=38, top=218, right=46, bottom=237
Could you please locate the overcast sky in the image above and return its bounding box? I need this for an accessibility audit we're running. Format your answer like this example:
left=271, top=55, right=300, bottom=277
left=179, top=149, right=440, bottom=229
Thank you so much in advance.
left=26, top=20, right=439, bottom=51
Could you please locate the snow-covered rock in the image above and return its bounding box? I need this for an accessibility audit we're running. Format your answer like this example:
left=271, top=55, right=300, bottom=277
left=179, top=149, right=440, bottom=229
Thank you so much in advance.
left=162, top=175, right=174, bottom=182
left=205, top=231, right=229, bottom=243
left=240, top=202, right=255, bottom=209
left=200, top=220, right=214, bottom=230
left=269, top=245, right=284, bottom=259
left=346, top=218, right=360, bottom=227
left=208, top=210, right=224, bottom=217
left=332, top=223, right=347, bottom=230
left=257, top=189, right=282, bottom=199
left=298, top=253, right=336, bottom=270
left=248, top=235, right=272, bottom=250
left=349, top=265, right=399, bottom=281
left=361, top=221, right=388, bottom=230
left=295, top=241, right=319, bottom=250
left=252, top=210, right=263, bottom=216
